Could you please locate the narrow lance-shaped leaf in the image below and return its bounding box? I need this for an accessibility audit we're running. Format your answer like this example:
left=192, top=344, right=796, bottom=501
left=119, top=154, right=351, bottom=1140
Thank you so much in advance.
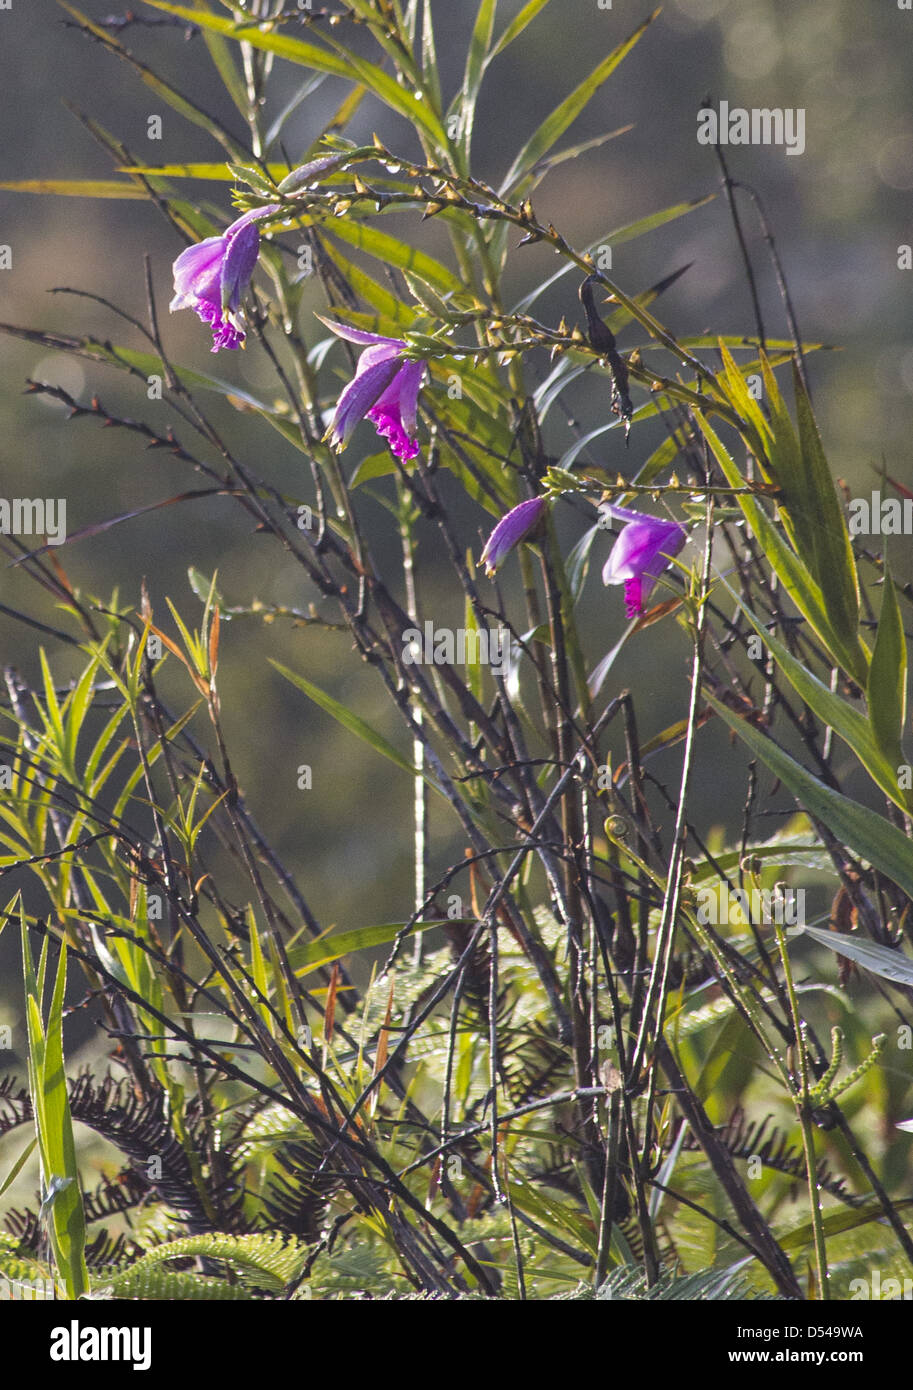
left=41, top=943, right=89, bottom=1298
left=140, top=1, right=449, bottom=147
left=776, top=1197, right=913, bottom=1253
left=868, top=561, right=908, bottom=766
left=499, top=8, right=659, bottom=199
left=695, top=411, right=868, bottom=684
left=705, top=692, right=913, bottom=903
left=326, top=218, right=463, bottom=296
left=0, top=1137, right=38, bottom=1201
left=791, top=926, right=913, bottom=989
left=318, top=238, right=416, bottom=330
left=420, top=0, right=443, bottom=115
left=115, top=162, right=305, bottom=184
left=464, top=594, right=485, bottom=704
left=266, top=72, right=330, bottom=150
left=247, top=906, right=276, bottom=1038
left=194, top=0, right=249, bottom=119
left=290, top=920, right=444, bottom=975
left=717, top=340, right=770, bottom=457
left=716, top=573, right=910, bottom=814
left=21, top=913, right=89, bottom=1299
left=0, top=324, right=283, bottom=415
left=489, top=0, right=551, bottom=60
left=270, top=660, right=444, bottom=795
left=0, top=179, right=149, bottom=198
left=747, top=350, right=865, bottom=681
left=456, top=0, right=497, bottom=170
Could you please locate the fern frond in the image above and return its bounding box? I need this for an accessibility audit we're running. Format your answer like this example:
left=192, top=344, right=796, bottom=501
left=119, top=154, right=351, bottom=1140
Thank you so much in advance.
left=92, top=1267, right=256, bottom=1300
left=120, top=1232, right=308, bottom=1292
left=679, top=1111, right=859, bottom=1207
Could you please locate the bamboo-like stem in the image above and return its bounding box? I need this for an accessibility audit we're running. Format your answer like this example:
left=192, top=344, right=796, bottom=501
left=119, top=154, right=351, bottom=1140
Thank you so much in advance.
left=772, top=915, right=831, bottom=1301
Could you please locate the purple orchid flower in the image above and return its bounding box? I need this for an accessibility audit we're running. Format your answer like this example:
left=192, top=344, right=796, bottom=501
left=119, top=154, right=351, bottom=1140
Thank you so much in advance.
left=170, top=204, right=279, bottom=353
left=319, top=317, right=427, bottom=462
left=601, top=502, right=687, bottom=619
left=480, top=497, right=548, bottom=575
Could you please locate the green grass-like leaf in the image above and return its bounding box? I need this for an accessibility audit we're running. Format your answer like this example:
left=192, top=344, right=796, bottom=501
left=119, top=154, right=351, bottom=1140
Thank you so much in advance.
left=21, top=914, right=89, bottom=1300
left=270, top=659, right=441, bottom=791
left=705, top=693, right=913, bottom=902
left=290, top=920, right=445, bottom=975
left=696, top=410, right=869, bottom=683
left=868, top=562, right=908, bottom=767
left=791, top=927, right=913, bottom=989
left=0, top=179, right=149, bottom=198
left=717, top=578, right=910, bottom=813
left=768, top=357, right=864, bottom=682
left=140, top=1, right=449, bottom=147
left=498, top=8, right=658, bottom=199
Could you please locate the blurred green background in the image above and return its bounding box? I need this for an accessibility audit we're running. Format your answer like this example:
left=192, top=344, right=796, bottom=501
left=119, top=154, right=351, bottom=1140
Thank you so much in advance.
left=1, top=0, right=911, bottom=1022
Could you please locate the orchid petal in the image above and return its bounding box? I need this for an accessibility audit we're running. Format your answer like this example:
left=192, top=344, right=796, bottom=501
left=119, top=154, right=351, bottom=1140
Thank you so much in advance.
left=329, top=355, right=401, bottom=446
left=481, top=497, right=547, bottom=574
left=354, top=342, right=405, bottom=373
left=170, top=236, right=225, bottom=311
left=220, top=221, right=261, bottom=313
left=316, top=315, right=407, bottom=349
left=223, top=203, right=281, bottom=237
left=600, top=502, right=656, bottom=526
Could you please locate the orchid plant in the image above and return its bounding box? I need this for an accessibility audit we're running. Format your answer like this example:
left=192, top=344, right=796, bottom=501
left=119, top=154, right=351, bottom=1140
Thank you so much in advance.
left=0, top=1, right=911, bottom=1311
